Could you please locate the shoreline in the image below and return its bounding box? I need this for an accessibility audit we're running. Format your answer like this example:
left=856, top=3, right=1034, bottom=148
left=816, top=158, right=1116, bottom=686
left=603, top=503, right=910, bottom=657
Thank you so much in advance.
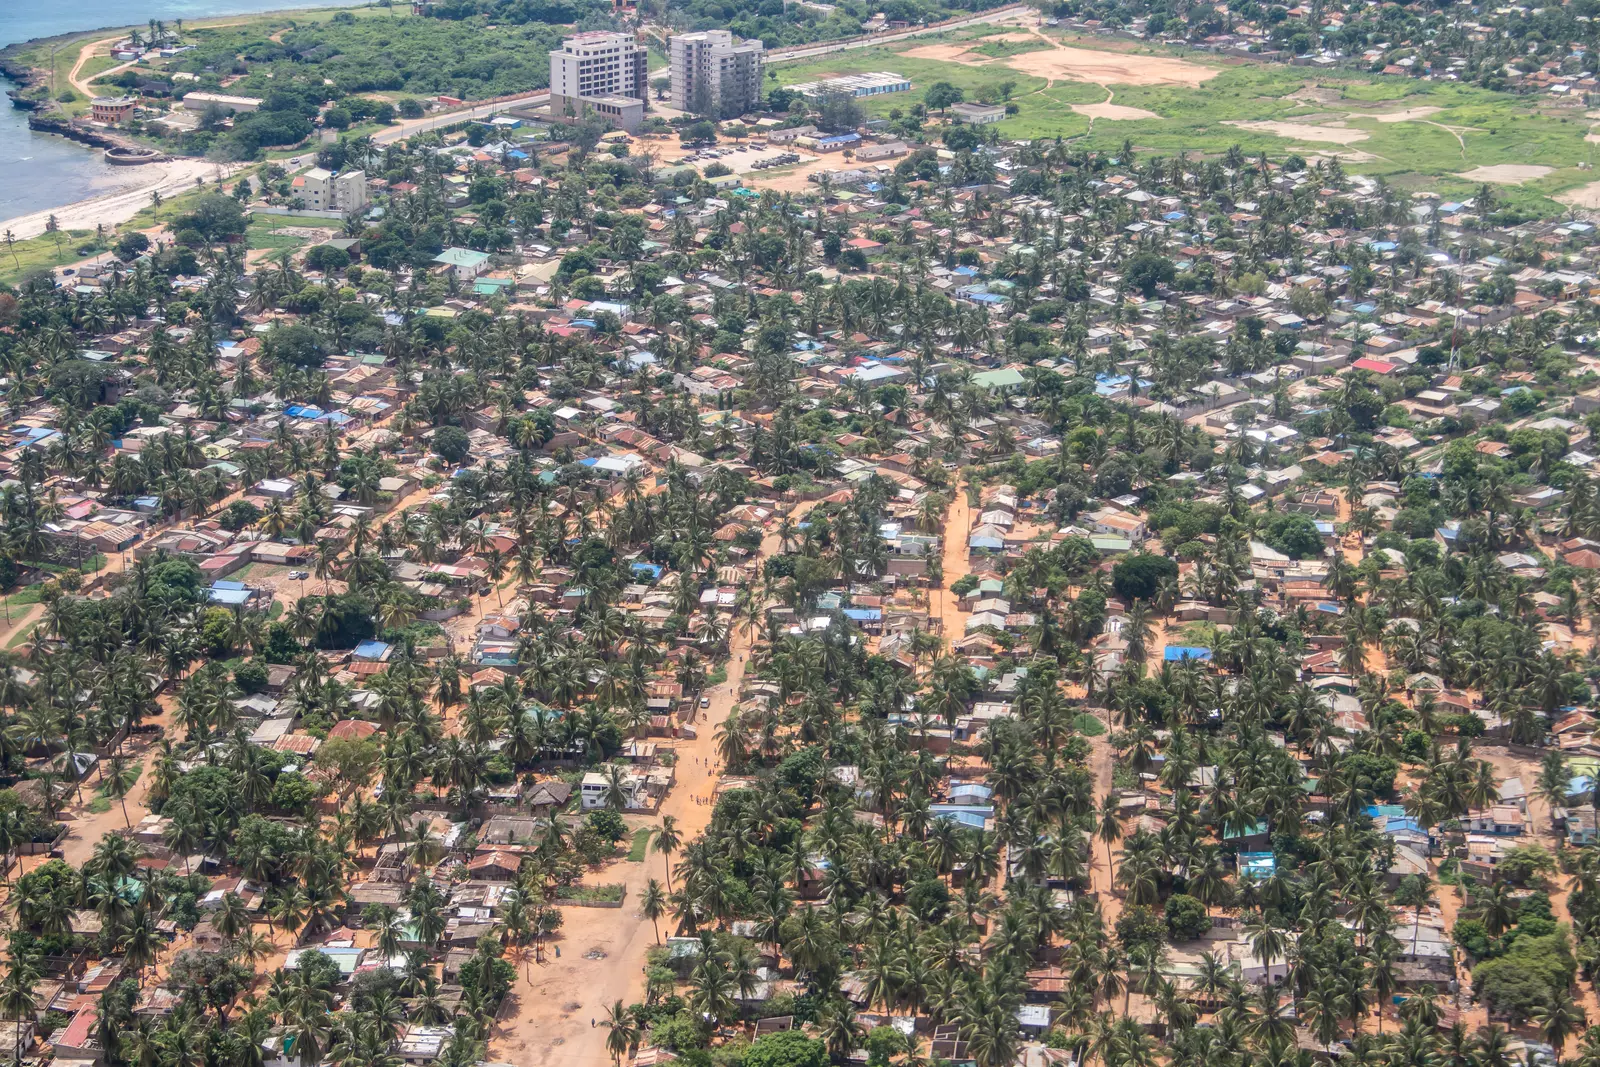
left=0, top=157, right=234, bottom=240
left=0, top=0, right=367, bottom=64
left=0, top=0, right=363, bottom=248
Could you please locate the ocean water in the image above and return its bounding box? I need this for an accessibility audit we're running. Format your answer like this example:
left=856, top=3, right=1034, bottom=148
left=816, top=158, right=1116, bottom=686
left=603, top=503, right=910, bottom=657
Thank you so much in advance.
left=0, top=0, right=349, bottom=224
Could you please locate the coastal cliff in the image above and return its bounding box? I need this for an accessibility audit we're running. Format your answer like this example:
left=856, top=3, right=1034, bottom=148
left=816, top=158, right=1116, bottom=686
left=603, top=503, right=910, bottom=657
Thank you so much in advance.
left=0, top=53, right=48, bottom=110
left=26, top=114, right=166, bottom=160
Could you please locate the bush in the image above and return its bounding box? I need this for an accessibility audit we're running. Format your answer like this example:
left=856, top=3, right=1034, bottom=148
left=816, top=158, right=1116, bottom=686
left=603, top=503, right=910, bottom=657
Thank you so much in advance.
left=1497, top=843, right=1557, bottom=886
left=305, top=244, right=351, bottom=273
left=1115, top=904, right=1166, bottom=952
left=1123, top=252, right=1176, bottom=297
left=219, top=499, right=262, bottom=532
left=1262, top=512, right=1323, bottom=560
left=1111, top=553, right=1177, bottom=602
left=114, top=232, right=151, bottom=261
left=586, top=808, right=626, bottom=843
left=745, top=1030, right=828, bottom=1067
left=233, top=660, right=269, bottom=694
left=432, top=425, right=471, bottom=464
left=1453, top=917, right=1492, bottom=960
left=1164, top=893, right=1210, bottom=941
left=1472, top=928, right=1575, bottom=1021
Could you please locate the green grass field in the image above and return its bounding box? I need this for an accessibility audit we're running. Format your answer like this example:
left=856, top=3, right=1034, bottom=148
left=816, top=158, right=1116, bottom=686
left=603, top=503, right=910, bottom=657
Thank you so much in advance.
left=774, top=27, right=1600, bottom=210
left=246, top=212, right=339, bottom=253
left=0, top=230, right=110, bottom=286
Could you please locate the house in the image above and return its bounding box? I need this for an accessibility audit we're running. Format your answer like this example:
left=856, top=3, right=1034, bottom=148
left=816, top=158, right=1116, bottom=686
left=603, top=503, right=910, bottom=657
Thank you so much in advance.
left=950, top=101, right=1006, bottom=124
left=1465, top=805, right=1525, bottom=835
left=1567, top=805, right=1599, bottom=846
left=433, top=248, right=492, bottom=281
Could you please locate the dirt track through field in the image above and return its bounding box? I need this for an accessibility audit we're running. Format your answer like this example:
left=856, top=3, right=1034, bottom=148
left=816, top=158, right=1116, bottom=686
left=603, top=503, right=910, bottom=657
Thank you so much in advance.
left=903, top=29, right=1216, bottom=86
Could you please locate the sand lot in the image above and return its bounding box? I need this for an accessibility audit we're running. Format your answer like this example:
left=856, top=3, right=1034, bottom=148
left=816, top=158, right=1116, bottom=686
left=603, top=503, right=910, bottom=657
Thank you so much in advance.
left=1373, top=106, right=1442, bottom=122
left=1005, top=43, right=1216, bottom=85
left=1559, top=180, right=1600, bottom=208
left=902, top=42, right=989, bottom=64
left=1072, top=101, right=1160, bottom=120
left=1225, top=120, right=1369, bottom=144
left=1458, top=164, right=1553, bottom=183
left=900, top=38, right=1216, bottom=85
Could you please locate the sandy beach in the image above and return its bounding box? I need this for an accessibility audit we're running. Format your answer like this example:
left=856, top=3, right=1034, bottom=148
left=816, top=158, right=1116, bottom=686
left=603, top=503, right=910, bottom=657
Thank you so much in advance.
left=0, top=156, right=232, bottom=239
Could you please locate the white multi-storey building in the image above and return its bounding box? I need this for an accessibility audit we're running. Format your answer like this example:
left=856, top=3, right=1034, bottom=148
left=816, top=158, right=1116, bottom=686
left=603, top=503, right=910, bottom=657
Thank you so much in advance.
left=548, top=31, right=648, bottom=131
left=292, top=168, right=368, bottom=213
left=668, top=30, right=765, bottom=118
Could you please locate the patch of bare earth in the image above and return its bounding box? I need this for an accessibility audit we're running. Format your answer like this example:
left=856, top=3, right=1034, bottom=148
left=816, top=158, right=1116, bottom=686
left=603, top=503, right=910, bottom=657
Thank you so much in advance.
left=1225, top=119, right=1369, bottom=144
left=1558, top=181, right=1600, bottom=208
left=1002, top=45, right=1216, bottom=86
left=1371, top=105, right=1442, bottom=122
left=1457, top=164, right=1553, bottom=183
left=901, top=43, right=989, bottom=64
left=1071, top=101, right=1160, bottom=120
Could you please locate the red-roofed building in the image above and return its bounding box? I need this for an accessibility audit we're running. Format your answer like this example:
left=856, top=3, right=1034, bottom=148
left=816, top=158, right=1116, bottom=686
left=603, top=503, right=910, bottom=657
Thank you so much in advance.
left=328, top=720, right=379, bottom=741
left=1352, top=357, right=1398, bottom=374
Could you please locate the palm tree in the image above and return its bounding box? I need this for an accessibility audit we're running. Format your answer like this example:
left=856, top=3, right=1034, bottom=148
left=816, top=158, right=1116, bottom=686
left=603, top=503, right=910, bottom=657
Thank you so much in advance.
left=641, top=879, right=667, bottom=944
left=653, top=815, right=681, bottom=892
left=0, top=953, right=38, bottom=1066
left=101, top=754, right=141, bottom=828
left=1096, top=793, right=1122, bottom=885
left=602, top=1000, right=637, bottom=1065
left=1534, top=990, right=1586, bottom=1056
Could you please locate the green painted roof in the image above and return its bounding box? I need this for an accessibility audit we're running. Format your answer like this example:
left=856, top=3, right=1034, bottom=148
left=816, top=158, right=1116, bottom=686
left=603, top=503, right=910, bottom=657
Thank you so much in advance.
left=972, top=368, right=1026, bottom=390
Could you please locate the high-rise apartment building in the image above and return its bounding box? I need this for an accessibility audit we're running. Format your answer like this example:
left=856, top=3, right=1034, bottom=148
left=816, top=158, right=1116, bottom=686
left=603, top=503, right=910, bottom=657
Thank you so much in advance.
left=548, top=31, right=648, bottom=131
left=668, top=31, right=765, bottom=119
left=292, top=168, right=368, bottom=214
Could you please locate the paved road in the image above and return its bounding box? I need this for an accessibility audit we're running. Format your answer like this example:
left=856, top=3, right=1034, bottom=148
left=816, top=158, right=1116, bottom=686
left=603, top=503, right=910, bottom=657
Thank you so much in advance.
left=767, top=3, right=1029, bottom=63
left=372, top=93, right=550, bottom=144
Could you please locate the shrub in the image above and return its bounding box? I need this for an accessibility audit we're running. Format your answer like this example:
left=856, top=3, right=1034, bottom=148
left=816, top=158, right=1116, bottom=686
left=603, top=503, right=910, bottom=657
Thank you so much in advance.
left=745, top=1030, right=829, bottom=1067
left=1111, top=553, right=1177, bottom=602
left=1164, top=893, right=1210, bottom=941
left=432, top=425, right=471, bottom=464
left=233, top=660, right=269, bottom=694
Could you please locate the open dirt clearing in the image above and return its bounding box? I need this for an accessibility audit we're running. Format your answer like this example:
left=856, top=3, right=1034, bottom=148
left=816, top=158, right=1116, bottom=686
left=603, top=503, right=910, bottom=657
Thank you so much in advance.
left=1458, top=164, right=1553, bottom=183
left=1002, top=43, right=1216, bottom=85
left=1372, top=106, right=1442, bottom=122
left=902, top=42, right=990, bottom=64
left=1559, top=180, right=1600, bottom=208
left=1072, top=101, right=1160, bottom=120
left=1225, top=120, right=1369, bottom=144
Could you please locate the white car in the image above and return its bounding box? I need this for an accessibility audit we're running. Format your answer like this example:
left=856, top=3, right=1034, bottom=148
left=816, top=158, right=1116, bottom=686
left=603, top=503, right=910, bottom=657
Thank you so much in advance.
left=700, top=696, right=711, bottom=709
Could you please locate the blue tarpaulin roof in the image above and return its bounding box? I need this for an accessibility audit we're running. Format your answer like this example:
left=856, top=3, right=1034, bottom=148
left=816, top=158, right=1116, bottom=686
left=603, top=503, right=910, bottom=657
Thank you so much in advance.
left=1164, top=646, right=1212, bottom=662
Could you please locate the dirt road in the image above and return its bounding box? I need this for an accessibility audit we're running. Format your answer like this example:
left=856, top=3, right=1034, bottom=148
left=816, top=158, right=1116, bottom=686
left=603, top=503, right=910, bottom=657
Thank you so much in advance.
left=488, top=502, right=816, bottom=1067
left=767, top=4, right=1029, bottom=63
left=67, top=35, right=134, bottom=99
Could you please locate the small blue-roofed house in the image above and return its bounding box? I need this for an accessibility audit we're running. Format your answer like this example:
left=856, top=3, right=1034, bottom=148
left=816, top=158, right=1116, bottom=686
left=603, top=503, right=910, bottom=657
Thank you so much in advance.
left=1239, top=852, right=1276, bottom=881
left=931, top=804, right=993, bottom=830
left=947, top=783, right=994, bottom=805
left=842, top=607, right=882, bottom=633
left=1223, top=819, right=1270, bottom=850
left=353, top=640, right=393, bottom=662
left=630, top=561, right=664, bottom=581
left=1164, top=646, right=1213, bottom=663
left=208, top=580, right=259, bottom=608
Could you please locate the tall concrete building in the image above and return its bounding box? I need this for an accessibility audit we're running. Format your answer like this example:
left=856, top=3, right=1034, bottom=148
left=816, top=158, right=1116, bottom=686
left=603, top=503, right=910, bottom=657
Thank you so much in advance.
left=293, top=168, right=368, bottom=214
left=669, top=31, right=765, bottom=119
left=548, top=31, right=648, bottom=131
